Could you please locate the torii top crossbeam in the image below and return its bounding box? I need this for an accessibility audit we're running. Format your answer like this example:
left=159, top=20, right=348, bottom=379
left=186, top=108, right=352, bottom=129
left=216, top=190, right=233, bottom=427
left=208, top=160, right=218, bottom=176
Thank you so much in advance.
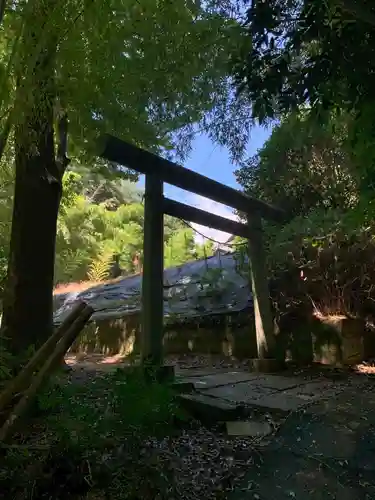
left=98, top=134, right=286, bottom=223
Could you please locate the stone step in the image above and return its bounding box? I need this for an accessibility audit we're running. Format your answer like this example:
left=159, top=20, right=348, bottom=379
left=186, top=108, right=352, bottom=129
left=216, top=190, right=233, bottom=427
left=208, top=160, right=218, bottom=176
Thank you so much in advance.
left=226, top=420, right=272, bottom=437
left=177, top=393, right=244, bottom=423
left=171, top=380, right=196, bottom=393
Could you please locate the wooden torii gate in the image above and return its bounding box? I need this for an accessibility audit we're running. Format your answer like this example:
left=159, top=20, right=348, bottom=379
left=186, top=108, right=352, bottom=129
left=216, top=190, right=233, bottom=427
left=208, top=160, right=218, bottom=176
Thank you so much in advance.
left=98, top=135, right=286, bottom=372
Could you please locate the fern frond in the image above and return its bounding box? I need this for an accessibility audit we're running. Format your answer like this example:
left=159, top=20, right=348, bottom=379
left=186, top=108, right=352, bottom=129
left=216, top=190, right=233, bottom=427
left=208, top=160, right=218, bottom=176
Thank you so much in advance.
left=87, top=252, right=113, bottom=282
left=54, top=249, right=87, bottom=283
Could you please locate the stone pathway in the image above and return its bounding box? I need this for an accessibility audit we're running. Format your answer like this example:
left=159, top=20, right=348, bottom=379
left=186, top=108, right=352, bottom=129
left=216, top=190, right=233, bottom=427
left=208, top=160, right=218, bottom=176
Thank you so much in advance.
left=177, top=367, right=375, bottom=499
left=177, top=367, right=346, bottom=415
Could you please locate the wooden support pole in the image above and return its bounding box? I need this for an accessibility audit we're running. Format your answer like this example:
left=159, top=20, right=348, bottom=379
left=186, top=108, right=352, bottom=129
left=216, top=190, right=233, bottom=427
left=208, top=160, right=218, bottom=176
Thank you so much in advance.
left=0, top=305, right=94, bottom=443
left=247, top=215, right=275, bottom=359
left=141, top=173, right=164, bottom=367
left=0, top=301, right=87, bottom=413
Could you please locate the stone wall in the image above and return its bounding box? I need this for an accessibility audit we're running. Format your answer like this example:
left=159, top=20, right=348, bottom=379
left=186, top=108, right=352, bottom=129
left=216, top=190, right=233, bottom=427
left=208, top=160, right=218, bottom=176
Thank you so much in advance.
left=71, top=314, right=142, bottom=357
left=163, top=320, right=258, bottom=359
left=70, top=312, right=258, bottom=359
left=276, top=313, right=375, bottom=366
left=69, top=310, right=375, bottom=366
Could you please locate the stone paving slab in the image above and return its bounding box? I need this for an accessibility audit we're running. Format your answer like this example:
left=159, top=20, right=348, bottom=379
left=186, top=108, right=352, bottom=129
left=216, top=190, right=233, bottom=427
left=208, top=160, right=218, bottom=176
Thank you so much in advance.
left=282, top=380, right=345, bottom=403
left=178, top=368, right=374, bottom=426
left=252, top=392, right=314, bottom=412
left=182, top=371, right=264, bottom=389
left=251, top=374, right=307, bottom=391
left=284, top=380, right=336, bottom=396
left=175, top=367, right=234, bottom=378
left=249, top=379, right=345, bottom=413
left=179, top=371, right=339, bottom=413
left=180, top=371, right=312, bottom=393
left=201, top=382, right=276, bottom=404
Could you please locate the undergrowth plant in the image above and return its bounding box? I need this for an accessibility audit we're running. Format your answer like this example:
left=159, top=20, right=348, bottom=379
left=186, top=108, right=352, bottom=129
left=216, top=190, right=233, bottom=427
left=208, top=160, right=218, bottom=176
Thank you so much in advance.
left=1, top=369, right=189, bottom=499
left=40, top=369, right=184, bottom=442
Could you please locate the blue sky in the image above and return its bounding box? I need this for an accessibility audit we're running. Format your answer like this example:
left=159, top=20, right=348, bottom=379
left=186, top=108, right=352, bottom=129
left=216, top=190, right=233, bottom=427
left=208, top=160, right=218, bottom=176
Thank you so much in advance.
left=138, top=124, right=271, bottom=243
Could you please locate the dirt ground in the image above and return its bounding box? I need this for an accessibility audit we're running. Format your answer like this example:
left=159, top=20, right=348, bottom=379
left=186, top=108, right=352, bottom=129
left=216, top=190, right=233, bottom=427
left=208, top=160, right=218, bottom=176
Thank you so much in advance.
left=65, top=352, right=375, bottom=380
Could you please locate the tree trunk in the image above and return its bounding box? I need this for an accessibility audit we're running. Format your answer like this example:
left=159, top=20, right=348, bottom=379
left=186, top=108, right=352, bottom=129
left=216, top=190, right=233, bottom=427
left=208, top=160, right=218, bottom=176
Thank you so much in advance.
left=0, top=6, right=62, bottom=358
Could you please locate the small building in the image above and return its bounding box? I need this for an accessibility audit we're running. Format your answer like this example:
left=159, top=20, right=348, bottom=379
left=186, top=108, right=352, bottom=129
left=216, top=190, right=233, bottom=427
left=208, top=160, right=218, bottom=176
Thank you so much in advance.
left=53, top=252, right=258, bottom=359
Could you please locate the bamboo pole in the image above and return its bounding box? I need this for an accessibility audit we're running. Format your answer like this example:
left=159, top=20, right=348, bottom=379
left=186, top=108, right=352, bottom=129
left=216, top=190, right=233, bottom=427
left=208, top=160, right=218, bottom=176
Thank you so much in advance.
left=0, top=301, right=87, bottom=414
left=0, top=304, right=94, bottom=444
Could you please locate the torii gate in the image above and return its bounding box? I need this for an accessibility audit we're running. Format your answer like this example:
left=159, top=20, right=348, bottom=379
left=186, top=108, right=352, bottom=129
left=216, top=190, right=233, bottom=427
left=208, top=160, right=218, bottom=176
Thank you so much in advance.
left=98, top=135, right=286, bottom=373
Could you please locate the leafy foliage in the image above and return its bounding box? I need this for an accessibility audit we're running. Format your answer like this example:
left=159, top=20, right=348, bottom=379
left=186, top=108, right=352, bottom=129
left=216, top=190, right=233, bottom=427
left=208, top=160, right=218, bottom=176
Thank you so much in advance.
left=1, top=0, right=253, bottom=163
left=236, top=110, right=375, bottom=323
left=164, top=228, right=214, bottom=269
left=232, top=0, right=375, bottom=119
left=264, top=207, right=375, bottom=320
left=236, top=112, right=358, bottom=216
left=70, top=165, right=143, bottom=209
left=232, top=0, right=375, bottom=191
left=54, top=249, right=88, bottom=285
left=228, top=0, right=375, bottom=329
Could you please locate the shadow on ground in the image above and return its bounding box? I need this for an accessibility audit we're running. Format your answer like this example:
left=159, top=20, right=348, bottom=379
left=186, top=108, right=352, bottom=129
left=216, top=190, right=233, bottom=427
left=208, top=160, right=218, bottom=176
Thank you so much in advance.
left=230, top=378, right=375, bottom=499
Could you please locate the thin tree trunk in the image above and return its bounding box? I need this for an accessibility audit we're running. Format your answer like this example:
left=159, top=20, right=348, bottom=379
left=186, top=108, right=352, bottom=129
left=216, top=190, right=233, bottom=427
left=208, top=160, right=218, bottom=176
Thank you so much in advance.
left=0, top=0, right=6, bottom=27
left=0, top=109, right=12, bottom=163
left=0, top=5, right=62, bottom=358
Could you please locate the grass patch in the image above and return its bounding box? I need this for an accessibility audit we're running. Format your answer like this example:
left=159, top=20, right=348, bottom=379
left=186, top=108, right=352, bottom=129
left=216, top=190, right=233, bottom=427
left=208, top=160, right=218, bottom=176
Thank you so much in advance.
left=0, top=368, right=189, bottom=499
